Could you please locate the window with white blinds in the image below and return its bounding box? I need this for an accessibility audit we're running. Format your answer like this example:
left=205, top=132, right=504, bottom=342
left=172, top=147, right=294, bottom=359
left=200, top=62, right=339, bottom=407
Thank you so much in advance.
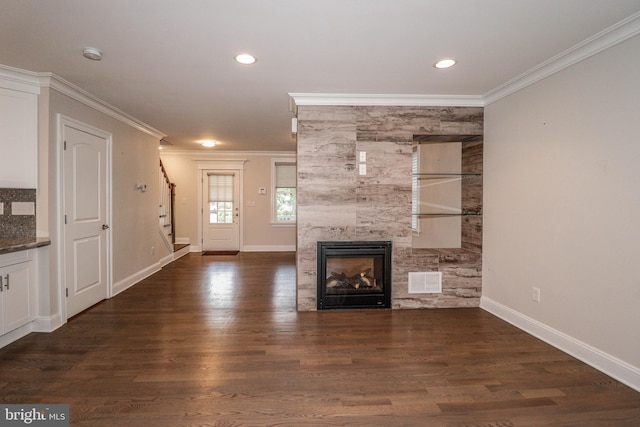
left=275, top=163, right=296, bottom=188
left=208, top=173, right=234, bottom=224
left=272, top=160, right=296, bottom=224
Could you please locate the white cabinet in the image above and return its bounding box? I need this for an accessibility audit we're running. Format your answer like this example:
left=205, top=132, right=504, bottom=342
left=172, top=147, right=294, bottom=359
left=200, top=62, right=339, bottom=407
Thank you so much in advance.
left=0, top=251, right=36, bottom=335
left=0, top=77, right=38, bottom=188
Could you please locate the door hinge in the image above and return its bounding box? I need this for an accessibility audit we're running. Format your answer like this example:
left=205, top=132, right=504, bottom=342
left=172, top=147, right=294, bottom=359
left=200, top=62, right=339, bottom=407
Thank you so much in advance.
left=66, top=288, right=68, bottom=297
left=64, top=140, right=67, bottom=150
left=64, top=214, right=67, bottom=224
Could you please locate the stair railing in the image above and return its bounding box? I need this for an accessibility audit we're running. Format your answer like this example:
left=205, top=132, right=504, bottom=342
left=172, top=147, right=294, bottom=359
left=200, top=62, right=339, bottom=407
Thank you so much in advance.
left=159, top=160, right=176, bottom=244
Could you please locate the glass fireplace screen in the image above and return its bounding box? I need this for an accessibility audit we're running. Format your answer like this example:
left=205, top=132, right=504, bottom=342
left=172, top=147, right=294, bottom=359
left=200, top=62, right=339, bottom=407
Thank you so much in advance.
left=317, top=241, right=391, bottom=310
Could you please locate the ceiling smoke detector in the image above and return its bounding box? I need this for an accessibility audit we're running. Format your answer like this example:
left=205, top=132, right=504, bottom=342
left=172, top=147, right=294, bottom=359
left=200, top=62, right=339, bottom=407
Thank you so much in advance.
left=82, top=47, right=103, bottom=61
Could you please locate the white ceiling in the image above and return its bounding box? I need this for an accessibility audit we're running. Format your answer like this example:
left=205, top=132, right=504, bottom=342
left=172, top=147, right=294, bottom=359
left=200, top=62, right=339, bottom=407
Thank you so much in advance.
left=2, top=0, right=640, bottom=152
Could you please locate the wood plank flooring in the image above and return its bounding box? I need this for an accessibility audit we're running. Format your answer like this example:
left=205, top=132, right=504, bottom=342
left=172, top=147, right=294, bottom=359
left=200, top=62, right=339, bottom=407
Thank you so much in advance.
left=1, top=252, right=639, bottom=426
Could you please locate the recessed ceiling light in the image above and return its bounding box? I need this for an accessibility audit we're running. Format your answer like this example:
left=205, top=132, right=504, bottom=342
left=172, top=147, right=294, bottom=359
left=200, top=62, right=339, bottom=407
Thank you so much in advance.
left=82, top=47, right=103, bottom=61
left=434, top=58, right=456, bottom=69
left=200, top=140, right=217, bottom=148
left=234, top=53, right=256, bottom=65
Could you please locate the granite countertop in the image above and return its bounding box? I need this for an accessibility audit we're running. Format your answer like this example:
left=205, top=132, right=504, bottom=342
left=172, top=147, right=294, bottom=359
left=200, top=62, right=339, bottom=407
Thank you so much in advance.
left=0, top=237, right=51, bottom=255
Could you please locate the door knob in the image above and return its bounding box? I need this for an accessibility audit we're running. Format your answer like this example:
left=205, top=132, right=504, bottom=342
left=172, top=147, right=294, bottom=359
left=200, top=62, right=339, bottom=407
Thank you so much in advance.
left=102, top=224, right=110, bottom=230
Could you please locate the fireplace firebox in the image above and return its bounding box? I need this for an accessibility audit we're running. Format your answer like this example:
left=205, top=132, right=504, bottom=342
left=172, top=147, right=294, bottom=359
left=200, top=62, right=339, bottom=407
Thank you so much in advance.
left=317, top=241, right=392, bottom=310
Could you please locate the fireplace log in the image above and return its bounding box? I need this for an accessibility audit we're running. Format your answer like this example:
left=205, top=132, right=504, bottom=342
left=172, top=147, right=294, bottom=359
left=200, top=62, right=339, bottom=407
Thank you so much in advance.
left=327, top=272, right=350, bottom=288
left=327, top=270, right=377, bottom=290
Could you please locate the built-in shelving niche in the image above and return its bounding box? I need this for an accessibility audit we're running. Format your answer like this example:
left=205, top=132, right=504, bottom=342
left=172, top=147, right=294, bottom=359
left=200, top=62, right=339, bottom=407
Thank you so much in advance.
left=412, top=135, right=482, bottom=251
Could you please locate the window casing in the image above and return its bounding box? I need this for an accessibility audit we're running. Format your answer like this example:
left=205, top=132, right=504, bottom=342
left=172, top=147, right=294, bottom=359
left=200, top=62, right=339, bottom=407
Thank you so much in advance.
left=272, top=160, right=296, bottom=224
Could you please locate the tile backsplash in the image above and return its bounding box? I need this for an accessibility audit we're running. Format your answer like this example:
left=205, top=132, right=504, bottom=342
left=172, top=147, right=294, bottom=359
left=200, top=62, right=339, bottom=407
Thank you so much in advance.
left=0, top=188, right=36, bottom=238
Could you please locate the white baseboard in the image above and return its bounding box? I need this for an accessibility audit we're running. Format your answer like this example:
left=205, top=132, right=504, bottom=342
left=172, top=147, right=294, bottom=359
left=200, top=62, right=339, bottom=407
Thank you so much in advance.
left=0, top=314, right=66, bottom=349
left=480, top=296, right=640, bottom=393
left=32, top=313, right=64, bottom=333
left=159, top=253, right=174, bottom=268
left=0, top=323, right=33, bottom=349
left=189, top=245, right=202, bottom=252
left=173, top=245, right=190, bottom=260
left=242, top=245, right=296, bottom=252
left=159, top=244, right=191, bottom=267
left=112, top=262, right=161, bottom=297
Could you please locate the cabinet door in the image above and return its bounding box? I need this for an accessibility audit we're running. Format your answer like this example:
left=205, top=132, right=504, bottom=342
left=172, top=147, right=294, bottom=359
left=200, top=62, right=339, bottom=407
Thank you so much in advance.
left=0, top=87, right=38, bottom=188
left=0, top=261, right=34, bottom=334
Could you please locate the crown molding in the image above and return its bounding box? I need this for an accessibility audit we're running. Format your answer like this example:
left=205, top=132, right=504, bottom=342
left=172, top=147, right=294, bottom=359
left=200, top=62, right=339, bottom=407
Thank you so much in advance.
left=289, top=93, right=484, bottom=111
left=291, top=12, right=640, bottom=110
left=161, top=149, right=295, bottom=157
left=484, top=10, right=640, bottom=105
left=37, top=72, right=166, bottom=140
left=5, top=10, right=640, bottom=141
left=0, top=64, right=41, bottom=94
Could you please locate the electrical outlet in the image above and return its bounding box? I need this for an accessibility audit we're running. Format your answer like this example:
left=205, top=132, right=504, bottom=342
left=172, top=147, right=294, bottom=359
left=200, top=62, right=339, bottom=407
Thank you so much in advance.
left=11, top=201, right=35, bottom=215
left=532, top=286, right=541, bottom=303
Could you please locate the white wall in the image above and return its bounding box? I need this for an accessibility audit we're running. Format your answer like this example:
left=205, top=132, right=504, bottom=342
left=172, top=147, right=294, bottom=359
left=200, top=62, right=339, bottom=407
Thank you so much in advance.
left=160, top=151, right=296, bottom=251
left=483, top=34, right=640, bottom=389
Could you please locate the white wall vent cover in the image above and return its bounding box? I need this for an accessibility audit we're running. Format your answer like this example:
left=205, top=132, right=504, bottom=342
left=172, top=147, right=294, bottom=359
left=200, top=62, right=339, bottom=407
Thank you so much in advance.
left=408, top=272, right=442, bottom=294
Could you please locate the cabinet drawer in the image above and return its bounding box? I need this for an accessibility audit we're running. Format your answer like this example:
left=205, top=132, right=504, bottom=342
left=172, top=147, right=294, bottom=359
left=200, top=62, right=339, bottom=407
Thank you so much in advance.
left=0, top=250, right=32, bottom=268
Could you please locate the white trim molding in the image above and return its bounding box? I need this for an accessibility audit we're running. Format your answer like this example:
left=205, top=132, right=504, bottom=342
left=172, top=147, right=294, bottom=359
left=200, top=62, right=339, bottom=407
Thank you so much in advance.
left=0, top=64, right=41, bottom=94
left=290, top=12, right=640, bottom=110
left=161, top=150, right=295, bottom=158
left=242, top=245, right=296, bottom=252
left=112, top=262, right=161, bottom=297
left=194, top=159, right=248, bottom=170
left=289, top=93, right=484, bottom=111
left=484, top=10, right=640, bottom=105
left=481, top=296, right=640, bottom=393
left=0, top=64, right=163, bottom=140
left=38, top=72, right=165, bottom=140
left=32, top=313, right=64, bottom=333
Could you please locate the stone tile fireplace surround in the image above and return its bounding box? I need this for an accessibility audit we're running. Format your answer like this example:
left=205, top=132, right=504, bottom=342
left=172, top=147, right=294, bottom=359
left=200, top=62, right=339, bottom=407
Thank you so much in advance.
left=296, top=106, right=483, bottom=311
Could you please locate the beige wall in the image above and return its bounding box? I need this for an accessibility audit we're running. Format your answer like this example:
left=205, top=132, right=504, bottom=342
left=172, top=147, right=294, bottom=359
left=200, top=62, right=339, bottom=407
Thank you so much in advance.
left=483, top=34, right=640, bottom=380
left=42, top=87, right=162, bottom=318
left=160, top=151, right=296, bottom=251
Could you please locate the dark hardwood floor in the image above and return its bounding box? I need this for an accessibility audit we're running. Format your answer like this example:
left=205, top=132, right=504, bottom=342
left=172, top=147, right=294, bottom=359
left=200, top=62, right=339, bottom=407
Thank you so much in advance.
left=1, top=252, right=639, bottom=426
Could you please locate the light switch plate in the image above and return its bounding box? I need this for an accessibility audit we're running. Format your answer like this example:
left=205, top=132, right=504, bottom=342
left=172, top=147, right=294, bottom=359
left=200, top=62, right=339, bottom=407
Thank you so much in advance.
left=359, top=151, right=366, bottom=162
left=11, top=201, right=35, bottom=215
left=359, top=164, right=367, bottom=175
left=0, top=202, right=3, bottom=215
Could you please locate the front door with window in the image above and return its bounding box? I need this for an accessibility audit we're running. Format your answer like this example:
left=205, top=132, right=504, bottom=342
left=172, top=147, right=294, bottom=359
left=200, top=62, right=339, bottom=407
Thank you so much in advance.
left=202, top=171, right=240, bottom=251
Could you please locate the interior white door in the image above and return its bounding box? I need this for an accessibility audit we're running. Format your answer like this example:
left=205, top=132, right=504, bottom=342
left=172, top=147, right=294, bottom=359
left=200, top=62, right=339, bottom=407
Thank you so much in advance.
left=63, top=121, right=109, bottom=318
left=202, top=171, right=240, bottom=251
